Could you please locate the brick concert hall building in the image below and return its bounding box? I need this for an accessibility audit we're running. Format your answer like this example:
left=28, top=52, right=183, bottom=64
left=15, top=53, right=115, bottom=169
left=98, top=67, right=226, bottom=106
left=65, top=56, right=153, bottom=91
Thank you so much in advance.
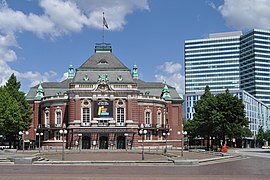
left=26, top=43, right=184, bottom=150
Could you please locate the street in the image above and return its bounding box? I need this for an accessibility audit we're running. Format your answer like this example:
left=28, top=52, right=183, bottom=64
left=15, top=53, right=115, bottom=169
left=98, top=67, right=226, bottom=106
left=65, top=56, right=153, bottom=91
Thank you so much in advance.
left=0, top=155, right=270, bottom=180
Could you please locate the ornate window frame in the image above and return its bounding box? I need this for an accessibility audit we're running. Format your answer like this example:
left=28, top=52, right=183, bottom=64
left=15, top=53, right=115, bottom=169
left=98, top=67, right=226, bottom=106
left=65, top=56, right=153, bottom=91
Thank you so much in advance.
left=145, top=108, right=152, bottom=126
left=44, top=107, right=50, bottom=127
left=55, top=106, right=62, bottom=126
left=157, top=109, right=162, bottom=125
left=115, top=99, right=126, bottom=126
left=81, top=99, right=91, bottom=126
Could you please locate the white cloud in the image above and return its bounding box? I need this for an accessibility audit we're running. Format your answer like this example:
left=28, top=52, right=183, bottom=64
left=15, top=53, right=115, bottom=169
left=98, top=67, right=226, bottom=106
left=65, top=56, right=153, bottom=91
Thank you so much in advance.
left=0, top=0, right=149, bottom=90
left=0, top=34, right=56, bottom=88
left=218, top=0, right=270, bottom=30
left=0, top=3, right=55, bottom=37
left=18, top=70, right=57, bottom=87
left=155, top=61, right=185, bottom=95
left=0, top=33, right=17, bottom=86
left=0, top=0, right=149, bottom=37
left=59, top=72, right=68, bottom=82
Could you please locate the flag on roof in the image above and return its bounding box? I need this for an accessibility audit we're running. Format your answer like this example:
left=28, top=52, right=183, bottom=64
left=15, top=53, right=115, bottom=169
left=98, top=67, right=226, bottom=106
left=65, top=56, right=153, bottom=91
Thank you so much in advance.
left=103, top=16, right=109, bottom=29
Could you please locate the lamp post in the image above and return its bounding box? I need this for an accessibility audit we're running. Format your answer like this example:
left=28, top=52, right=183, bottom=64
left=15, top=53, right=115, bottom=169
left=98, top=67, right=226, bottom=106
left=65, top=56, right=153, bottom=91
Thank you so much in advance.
left=36, top=132, right=43, bottom=153
left=78, top=133, right=82, bottom=152
left=162, top=132, right=170, bottom=154
left=59, top=124, right=67, bottom=161
left=19, top=131, right=29, bottom=153
left=124, top=133, right=128, bottom=151
left=178, top=131, right=187, bottom=157
left=138, top=124, right=147, bottom=160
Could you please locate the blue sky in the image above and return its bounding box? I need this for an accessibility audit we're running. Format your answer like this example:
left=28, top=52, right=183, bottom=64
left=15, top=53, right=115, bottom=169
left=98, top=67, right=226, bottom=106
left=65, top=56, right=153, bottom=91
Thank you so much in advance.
left=0, top=0, right=269, bottom=94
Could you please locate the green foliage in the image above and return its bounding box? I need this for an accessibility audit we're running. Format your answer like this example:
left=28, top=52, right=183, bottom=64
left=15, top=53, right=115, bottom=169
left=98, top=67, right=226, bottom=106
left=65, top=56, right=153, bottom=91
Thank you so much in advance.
left=0, top=87, right=22, bottom=135
left=257, top=127, right=270, bottom=147
left=185, top=86, right=252, bottom=147
left=0, top=74, right=32, bottom=138
left=193, top=85, right=219, bottom=138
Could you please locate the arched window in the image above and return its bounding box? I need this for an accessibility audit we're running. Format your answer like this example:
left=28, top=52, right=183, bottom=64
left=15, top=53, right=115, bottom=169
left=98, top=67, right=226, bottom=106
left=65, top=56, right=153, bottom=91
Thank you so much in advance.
left=81, top=99, right=91, bottom=126
left=55, top=107, right=62, bottom=126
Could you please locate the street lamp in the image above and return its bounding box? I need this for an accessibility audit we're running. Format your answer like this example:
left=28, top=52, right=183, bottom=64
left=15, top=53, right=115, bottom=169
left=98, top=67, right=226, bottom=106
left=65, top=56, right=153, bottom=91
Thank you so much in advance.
left=138, top=124, right=147, bottom=160
left=78, top=133, right=82, bottom=152
left=36, top=132, right=43, bottom=153
left=162, top=132, right=170, bottom=154
left=59, top=124, right=67, bottom=161
left=19, top=131, right=29, bottom=153
left=177, top=131, right=187, bottom=157
left=124, top=133, right=128, bottom=151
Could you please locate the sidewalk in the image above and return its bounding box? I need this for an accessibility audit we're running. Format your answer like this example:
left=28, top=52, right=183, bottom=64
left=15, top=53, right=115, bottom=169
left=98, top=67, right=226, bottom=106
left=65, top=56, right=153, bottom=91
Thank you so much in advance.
left=2, top=149, right=242, bottom=166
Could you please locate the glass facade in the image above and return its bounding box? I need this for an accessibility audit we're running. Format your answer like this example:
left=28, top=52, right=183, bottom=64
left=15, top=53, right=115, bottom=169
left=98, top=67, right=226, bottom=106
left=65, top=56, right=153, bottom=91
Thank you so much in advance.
left=184, top=29, right=270, bottom=136
left=240, top=29, right=270, bottom=106
left=185, top=90, right=270, bottom=136
left=185, top=33, right=241, bottom=94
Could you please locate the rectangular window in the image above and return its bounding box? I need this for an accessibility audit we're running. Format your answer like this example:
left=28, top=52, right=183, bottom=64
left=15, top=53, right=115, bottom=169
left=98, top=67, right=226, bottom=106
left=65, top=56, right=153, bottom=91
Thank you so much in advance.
left=145, top=112, right=151, bottom=124
left=117, top=107, right=125, bottom=123
left=83, top=107, right=90, bottom=123
left=56, top=111, right=61, bottom=125
left=45, top=111, right=49, bottom=126
left=54, top=131, right=61, bottom=140
left=157, top=112, right=161, bottom=125
left=146, top=131, right=152, bottom=140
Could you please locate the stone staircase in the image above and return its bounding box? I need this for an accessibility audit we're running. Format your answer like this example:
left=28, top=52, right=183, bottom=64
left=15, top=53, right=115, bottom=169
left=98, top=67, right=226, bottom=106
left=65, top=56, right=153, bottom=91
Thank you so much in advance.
left=0, top=156, right=13, bottom=164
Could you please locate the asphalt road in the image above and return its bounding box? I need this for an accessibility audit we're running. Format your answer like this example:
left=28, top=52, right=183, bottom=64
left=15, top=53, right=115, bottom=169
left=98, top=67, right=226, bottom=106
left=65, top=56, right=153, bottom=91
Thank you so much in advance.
left=0, top=155, right=270, bottom=180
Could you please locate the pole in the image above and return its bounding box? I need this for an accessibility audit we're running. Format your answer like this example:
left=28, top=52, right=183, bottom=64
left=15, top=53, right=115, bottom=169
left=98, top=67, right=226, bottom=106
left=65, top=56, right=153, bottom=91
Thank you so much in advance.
left=38, top=134, right=41, bottom=153
left=62, top=133, right=65, bottom=161
left=142, top=135, right=144, bottom=160
left=102, top=12, right=104, bottom=44
left=181, top=134, right=184, bottom=157
left=165, top=136, right=167, bottom=154
left=22, top=134, right=25, bottom=153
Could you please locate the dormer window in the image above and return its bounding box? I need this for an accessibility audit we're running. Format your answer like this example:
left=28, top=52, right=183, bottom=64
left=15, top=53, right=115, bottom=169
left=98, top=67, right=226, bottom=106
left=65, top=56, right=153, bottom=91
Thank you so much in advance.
left=83, top=74, right=89, bottom=81
left=117, top=75, right=123, bottom=81
left=98, top=59, right=108, bottom=65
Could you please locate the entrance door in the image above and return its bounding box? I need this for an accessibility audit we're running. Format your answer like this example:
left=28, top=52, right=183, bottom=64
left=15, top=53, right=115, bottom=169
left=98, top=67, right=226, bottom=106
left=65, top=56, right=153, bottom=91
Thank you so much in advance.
left=99, top=136, right=108, bottom=149
left=82, top=136, right=90, bottom=149
left=117, top=136, right=125, bottom=149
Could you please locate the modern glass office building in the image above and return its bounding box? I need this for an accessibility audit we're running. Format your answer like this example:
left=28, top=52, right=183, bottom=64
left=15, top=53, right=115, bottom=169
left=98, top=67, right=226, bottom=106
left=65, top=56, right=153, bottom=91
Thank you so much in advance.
left=184, top=29, right=270, bottom=142
left=240, top=29, right=270, bottom=106
left=185, top=31, right=242, bottom=94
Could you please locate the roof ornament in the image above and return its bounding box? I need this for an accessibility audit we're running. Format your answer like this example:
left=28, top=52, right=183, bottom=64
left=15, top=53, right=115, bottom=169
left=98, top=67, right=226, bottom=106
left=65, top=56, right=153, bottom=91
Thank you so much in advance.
left=161, top=81, right=172, bottom=100
left=132, top=64, right=138, bottom=79
left=68, top=64, right=75, bottom=79
left=98, top=74, right=109, bottom=82
left=35, top=82, right=44, bottom=100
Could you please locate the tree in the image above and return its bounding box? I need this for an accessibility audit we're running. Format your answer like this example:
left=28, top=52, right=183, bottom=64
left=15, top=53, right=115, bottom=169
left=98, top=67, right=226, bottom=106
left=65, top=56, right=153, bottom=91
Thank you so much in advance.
left=0, top=87, right=23, bottom=147
left=192, top=85, right=220, bottom=150
left=257, top=127, right=265, bottom=147
left=4, top=74, right=32, bottom=131
left=215, top=89, right=250, bottom=145
left=189, top=86, right=251, bottom=150
left=1, top=74, right=32, bottom=148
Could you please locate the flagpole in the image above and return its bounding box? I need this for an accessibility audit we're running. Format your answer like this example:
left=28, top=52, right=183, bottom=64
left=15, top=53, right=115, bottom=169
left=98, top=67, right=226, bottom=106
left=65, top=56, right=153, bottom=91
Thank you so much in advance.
left=102, top=12, right=104, bottom=44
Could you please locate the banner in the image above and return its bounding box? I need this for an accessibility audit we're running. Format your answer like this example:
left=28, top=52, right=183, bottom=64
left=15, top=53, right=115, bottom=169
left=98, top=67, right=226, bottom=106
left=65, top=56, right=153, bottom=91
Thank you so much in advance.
left=94, top=100, right=113, bottom=118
